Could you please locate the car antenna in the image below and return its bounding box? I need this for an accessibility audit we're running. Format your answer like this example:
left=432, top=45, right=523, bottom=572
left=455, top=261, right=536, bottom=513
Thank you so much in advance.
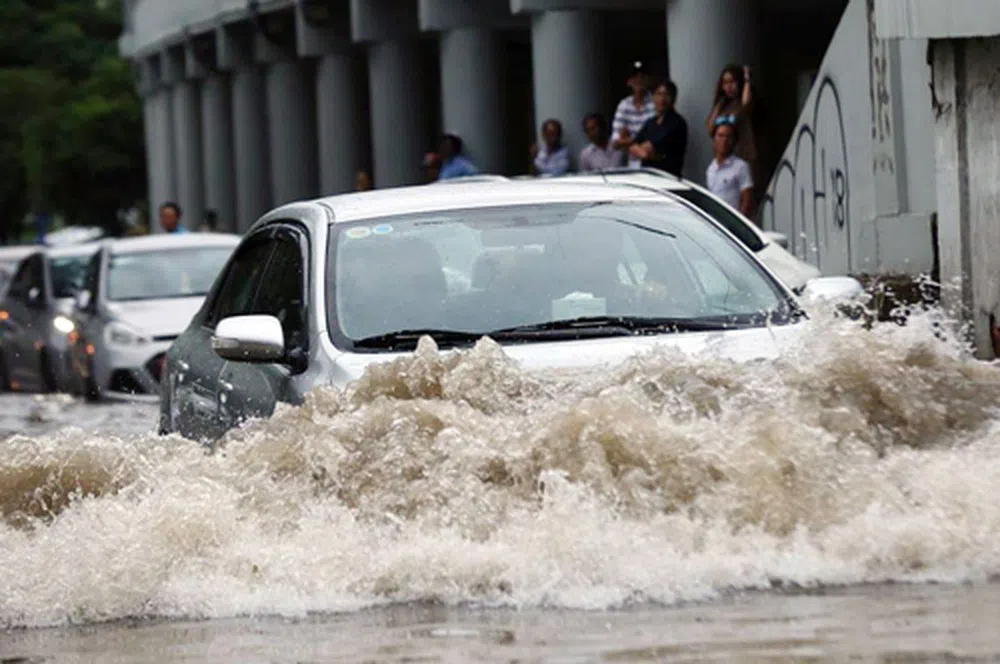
left=598, top=168, right=609, bottom=185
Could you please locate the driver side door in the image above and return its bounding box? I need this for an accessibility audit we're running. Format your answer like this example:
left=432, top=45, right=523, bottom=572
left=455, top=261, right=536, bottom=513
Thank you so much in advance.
left=170, top=238, right=276, bottom=441
left=216, top=224, right=309, bottom=432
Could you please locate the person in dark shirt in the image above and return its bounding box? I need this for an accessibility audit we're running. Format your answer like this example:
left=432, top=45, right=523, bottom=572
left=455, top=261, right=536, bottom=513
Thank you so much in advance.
left=629, top=79, right=688, bottom=178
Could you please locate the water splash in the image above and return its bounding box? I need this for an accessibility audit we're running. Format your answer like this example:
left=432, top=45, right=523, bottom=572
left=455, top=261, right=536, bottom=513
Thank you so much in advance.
left=3, top=309, right=1000, bottom=628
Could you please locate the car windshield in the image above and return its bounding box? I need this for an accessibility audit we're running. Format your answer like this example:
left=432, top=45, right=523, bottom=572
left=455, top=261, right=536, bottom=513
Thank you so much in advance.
left=328, top=200, right=798, bottom=351
left=50, top=254, right=93, bottom=299
left=107, top=246, right=233, bottom=302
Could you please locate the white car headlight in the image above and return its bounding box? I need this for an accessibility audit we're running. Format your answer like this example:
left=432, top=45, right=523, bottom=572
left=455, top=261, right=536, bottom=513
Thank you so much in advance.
left=105, top=321, right=150, bottom=346
left=52, top=315, right=75, bottom=335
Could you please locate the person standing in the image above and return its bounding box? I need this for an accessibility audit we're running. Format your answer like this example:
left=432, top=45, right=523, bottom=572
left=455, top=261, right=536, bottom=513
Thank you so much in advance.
left=629, top=80, right=688, bottom=178
left=531, top=119, right=570, bottom=176
left=355, top=170, right=374, bottom=191
left=200, top=209, right=218, bottom=232
left=706, top=64, right=758, bottom=180
left=611, top=61, right=656, bottom=169
left=422, top=153, right=442, bottom=183
left=437, top=134, right=479, bottom=180
left=159, top=202, right=188, bottom=234
left=706, top=120, right=754, bottom=217
left=579, top=113, right=624, bottom=172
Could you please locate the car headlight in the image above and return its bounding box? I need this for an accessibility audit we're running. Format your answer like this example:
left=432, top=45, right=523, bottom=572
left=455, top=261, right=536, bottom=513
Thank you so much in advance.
left=52, top=315, right=75, bottom=335
left=105, top=321, right=150, bottom=346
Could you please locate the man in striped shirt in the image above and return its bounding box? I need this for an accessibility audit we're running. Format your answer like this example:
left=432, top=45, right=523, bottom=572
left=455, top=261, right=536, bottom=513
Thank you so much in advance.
left=611, top=61, right=656, bottom=169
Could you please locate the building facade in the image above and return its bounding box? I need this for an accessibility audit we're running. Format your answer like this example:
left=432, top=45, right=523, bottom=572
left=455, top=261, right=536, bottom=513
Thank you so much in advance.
left=121, top=0, right=941, bottom=282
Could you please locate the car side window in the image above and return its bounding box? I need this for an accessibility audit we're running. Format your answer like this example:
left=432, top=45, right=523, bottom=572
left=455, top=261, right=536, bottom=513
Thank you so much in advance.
left=673, top=189, right=765, bottom=253
left=8, top=255, right=42, bottom=304
left=253, top=237, right=307, bottom=351
left=204, top=241, right=276, bottom=328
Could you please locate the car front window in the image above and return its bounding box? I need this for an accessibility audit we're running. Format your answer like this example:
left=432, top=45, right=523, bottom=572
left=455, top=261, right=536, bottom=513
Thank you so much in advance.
left=327, top=201, right=797, bottom=351
left=107, top=247, right=234, bottom=302
left=50, top=254, right=93, bottom=299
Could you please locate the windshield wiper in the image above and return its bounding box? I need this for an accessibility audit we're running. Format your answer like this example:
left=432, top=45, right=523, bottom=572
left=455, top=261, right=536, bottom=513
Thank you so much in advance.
left=353, top=328, right=486, bottom=350
left=493, top=316, right=748, bottom=336
left=353, top=316, right=758, bottom=350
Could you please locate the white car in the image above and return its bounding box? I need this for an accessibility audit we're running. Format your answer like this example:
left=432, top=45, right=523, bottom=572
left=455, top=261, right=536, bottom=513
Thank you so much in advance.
left=469, top=169, right=823, bottom=292
left=158, top=179, right=860, bottom=441
left=68, top=233, right=240, bottom=401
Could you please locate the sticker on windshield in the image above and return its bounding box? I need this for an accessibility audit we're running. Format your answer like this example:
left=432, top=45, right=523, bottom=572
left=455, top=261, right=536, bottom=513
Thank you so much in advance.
left=372, top=224, right=394, bottom=235
left=345, top=227, right=371, bottom=240
left=552, top=293, right=607, bottom=320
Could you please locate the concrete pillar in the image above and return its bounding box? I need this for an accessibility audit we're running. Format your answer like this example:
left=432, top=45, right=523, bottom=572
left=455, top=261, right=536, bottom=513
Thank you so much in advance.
left=931, top=37, right=1000, bottom=358
left=142, top=89, right=175, bottom=229
left=367, top=39, right=428, bottom=187
left=530, top=10, right=609, bottom=168
left=316, top=52, right=368, bottom=196
left=667, top=0, right=758, bottom=184
left=440, top=27, right=504, bottom=173
left=169, top=79, right=205, bottom=232
left=265, top=59, right=319, bottom=207
left=231, top=66, right=271, bottom=230
left=200, top=73, right=236, bottom=232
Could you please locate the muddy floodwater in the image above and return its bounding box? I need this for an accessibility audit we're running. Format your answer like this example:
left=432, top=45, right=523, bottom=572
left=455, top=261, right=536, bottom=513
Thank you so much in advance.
left=5, top=309, right=1000, bottom=661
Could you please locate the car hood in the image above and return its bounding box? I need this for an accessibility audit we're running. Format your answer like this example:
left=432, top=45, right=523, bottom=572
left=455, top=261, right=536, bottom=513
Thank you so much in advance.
left=329, top=322, right=808, bottom=383
left=756, top=242, right=822, bottom=291
left=105, top=297, right=204, bottom=338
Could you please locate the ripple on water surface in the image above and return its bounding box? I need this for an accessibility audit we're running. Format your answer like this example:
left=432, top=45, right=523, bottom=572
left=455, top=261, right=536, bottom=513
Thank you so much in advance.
left=3, top=307, right=1000, bottom=628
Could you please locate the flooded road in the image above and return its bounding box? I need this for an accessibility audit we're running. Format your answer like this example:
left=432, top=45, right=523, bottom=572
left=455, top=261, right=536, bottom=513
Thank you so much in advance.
left=4, top=309, right=1000, bottom=661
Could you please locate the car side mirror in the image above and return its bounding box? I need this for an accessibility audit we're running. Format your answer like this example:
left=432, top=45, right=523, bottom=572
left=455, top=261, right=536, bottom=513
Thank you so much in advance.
left=800, top=276, right=865, bottom=304
left=762, top=231, right=789, bottom=249
left=212, top=315, right=286, bottom=363
left=75, top=289, right=91, bottom=311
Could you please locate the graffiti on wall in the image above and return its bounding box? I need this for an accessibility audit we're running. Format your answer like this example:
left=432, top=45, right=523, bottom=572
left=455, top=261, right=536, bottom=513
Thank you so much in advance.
left=867, top=0, right=901, bottom=217
left=760, top=75, right=851, bottom=275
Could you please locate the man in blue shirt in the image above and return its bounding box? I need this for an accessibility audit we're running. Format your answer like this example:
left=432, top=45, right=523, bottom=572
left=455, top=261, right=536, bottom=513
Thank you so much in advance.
left=437, top=134, right=479, bottom=180
left=159, top=202, right=189, bottom=234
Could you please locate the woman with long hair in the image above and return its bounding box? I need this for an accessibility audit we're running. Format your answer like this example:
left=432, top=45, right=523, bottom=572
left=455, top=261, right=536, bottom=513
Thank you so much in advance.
left=706, top=64, right=757, bottom=171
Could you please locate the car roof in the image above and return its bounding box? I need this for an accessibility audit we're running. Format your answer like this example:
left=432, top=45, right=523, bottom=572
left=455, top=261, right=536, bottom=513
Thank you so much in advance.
left=44, top=242, right=101, bottom=259
left=549, top=170, right=691, bottom=191
left=313, top=180, right=674, bottom=224
left=105, top=232, right=241, bottom=254
left=0, top=245, right=38, bottom=265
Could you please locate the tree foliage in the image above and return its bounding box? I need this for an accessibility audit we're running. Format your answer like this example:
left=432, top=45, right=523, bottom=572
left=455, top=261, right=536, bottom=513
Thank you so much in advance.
left=0, top=0, right=144, bottom=238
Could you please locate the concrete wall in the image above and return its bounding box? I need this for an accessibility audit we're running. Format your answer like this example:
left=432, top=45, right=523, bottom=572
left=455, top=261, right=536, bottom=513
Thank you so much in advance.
left=931, top=37, right=1000, bottom=357
left=760, top=0, right=936, bottom=277
left=874, top=0, right=1000, bottom=39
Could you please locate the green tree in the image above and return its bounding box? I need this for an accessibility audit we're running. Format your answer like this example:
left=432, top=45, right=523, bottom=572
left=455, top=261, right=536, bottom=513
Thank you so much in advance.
left=0, top=0, right=144, bottom=242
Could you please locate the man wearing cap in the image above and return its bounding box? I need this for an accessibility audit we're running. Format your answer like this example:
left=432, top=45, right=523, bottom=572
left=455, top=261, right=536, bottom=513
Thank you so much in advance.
left=611, top=61, right=656, bottom=169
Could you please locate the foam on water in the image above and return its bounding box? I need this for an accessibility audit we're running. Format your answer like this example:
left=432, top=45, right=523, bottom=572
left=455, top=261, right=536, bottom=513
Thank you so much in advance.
left=4, top=307, right=1000, bottom=628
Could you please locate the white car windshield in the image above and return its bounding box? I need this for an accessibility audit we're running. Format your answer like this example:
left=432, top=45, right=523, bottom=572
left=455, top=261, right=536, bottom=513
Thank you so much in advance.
left=328, top=200, right=798, bottom=351
left=107, top=247, right=233, bottom=302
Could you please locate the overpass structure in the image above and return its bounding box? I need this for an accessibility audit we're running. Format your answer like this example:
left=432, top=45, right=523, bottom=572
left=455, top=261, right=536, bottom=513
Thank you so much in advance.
left=120, top=1, right=842, bottom=229
left=122, top=0, right=947, bottom=294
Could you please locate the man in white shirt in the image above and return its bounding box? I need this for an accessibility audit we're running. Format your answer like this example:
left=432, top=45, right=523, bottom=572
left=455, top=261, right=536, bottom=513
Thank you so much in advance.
left=611, top=61, right=656, bottom=169
left=579, top=112, right=624, bottom=172
left=706, top=121, right=754, bottom=217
